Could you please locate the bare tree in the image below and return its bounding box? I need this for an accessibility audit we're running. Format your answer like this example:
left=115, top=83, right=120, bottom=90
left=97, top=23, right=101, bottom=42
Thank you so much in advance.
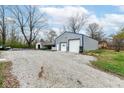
left=0, top=6, right=7, bottom=46
left=86, top=23, right=105, bottom=41
left=9, top=24, right=18, bottom=43
left=10, top=6, right=28, bottom=45
left=11, top=6, right=47, bottom=48
left=46, top=29, right=57, bottom=43
left=65, top=13, right=88, bottom=33
left=25, top=6, right=47, bottom=47
left=62, top=25, right=67, bottom=32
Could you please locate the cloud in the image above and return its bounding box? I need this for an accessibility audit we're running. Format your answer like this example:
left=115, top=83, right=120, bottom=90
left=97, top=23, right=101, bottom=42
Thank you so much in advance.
left=100, top=14, right=124, bottom=35
left=118, top=5, right=124, bottom=12
left=87, top=15, right=100, bottom=24
left=84, top=13, right=124, bottom=36
left=39, top=6, right=124, bottom=36
left=0, top=17, right=15, bottom=24
left=39, top=6, right=90, bottom=27
left=40, top=6, right=89, bottom=18
left=102, top=14, right=124, bottom=25
left=6, top=17, right=16, bottom=24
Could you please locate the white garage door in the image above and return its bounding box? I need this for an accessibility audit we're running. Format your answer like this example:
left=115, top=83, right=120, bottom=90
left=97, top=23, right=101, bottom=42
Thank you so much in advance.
left=60, top=43, right=67, bottom=52
left=69, top=39, right=80, bottom=53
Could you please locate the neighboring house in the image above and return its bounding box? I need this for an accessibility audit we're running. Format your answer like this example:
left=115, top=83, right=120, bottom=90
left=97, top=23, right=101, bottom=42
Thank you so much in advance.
left=106, top=38, right=124, bottom=50
left=55, top=31, right=98, bottom=53
left=36, top=39, right=55, bottom=50
left=98, top=40, right=108, bottom=49
left=43, top=42, right=55, bottom=49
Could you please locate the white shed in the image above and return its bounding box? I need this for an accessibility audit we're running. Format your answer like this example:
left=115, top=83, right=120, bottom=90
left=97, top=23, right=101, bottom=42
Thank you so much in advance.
left=36, top=42, right=43, bottom=49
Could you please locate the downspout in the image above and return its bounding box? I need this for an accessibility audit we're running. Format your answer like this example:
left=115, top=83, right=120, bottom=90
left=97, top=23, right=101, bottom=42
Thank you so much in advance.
left=81, top=35, right=84, bottom=53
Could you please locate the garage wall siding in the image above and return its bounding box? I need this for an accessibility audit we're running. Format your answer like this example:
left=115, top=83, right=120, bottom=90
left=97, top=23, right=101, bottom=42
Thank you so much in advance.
left=55, top=32, right=98, bottom=52
left=55, top=32, right=83, bottom=50
left=83, top=35, right=98, bottom=51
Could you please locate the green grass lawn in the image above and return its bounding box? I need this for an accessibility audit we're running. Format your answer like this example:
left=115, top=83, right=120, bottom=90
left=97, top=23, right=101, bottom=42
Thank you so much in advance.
left=86, top=49, right=124, bottom=77
left=0, top=62, right=19, bottom=88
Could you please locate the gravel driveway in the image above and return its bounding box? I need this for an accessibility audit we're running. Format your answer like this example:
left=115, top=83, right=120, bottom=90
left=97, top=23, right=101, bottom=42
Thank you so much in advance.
left=1, top=50, right=124, bottom=88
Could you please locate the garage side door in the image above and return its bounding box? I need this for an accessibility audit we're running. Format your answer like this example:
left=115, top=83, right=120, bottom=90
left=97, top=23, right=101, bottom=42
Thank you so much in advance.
left=69, top=39, right=80, bottom=53
left=60, top=43, right=67, bottom=52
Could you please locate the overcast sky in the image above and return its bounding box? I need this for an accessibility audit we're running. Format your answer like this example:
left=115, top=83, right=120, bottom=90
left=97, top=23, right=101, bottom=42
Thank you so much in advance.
left=38, top=5, right=124, bottom=37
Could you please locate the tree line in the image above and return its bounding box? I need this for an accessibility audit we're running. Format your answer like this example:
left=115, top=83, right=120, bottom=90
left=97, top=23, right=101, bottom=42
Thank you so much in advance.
left=63, top=12, right=105, bottom=41
left=0, top=5, right=47, bottom=48
left=0, top=5, right=123, bottom=51
left=63, top=12, right=124, bottom=52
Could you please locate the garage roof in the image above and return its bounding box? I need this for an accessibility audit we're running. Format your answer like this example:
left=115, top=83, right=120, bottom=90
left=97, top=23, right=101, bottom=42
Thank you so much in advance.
left=55, top=31, right=98, bottom=42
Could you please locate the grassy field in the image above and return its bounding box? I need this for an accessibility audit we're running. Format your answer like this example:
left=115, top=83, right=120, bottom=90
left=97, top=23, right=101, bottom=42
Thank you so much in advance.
left=0, top=62, right=19, bottom=88
left=86, top=49, right=124, bottom=77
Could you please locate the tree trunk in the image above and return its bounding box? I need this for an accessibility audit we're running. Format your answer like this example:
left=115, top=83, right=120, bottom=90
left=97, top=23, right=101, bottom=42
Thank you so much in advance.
left=115, top=45, right=120, bottom=52
left=2, top=34, right=6, bottom=46
left=27, top=42, right=32, bottom=48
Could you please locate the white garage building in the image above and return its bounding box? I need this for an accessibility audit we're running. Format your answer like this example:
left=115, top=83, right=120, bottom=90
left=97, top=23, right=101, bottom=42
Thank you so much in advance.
left=55, top=31, right=98, bottom=53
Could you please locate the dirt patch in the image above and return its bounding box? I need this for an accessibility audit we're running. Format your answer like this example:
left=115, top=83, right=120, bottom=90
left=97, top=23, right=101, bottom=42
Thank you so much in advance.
left=0, top=61, right=19, bottom=88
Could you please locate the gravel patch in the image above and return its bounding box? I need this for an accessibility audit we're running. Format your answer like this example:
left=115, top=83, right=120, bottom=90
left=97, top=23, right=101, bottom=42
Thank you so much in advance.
left=1, top=50, right=124, bottom=88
